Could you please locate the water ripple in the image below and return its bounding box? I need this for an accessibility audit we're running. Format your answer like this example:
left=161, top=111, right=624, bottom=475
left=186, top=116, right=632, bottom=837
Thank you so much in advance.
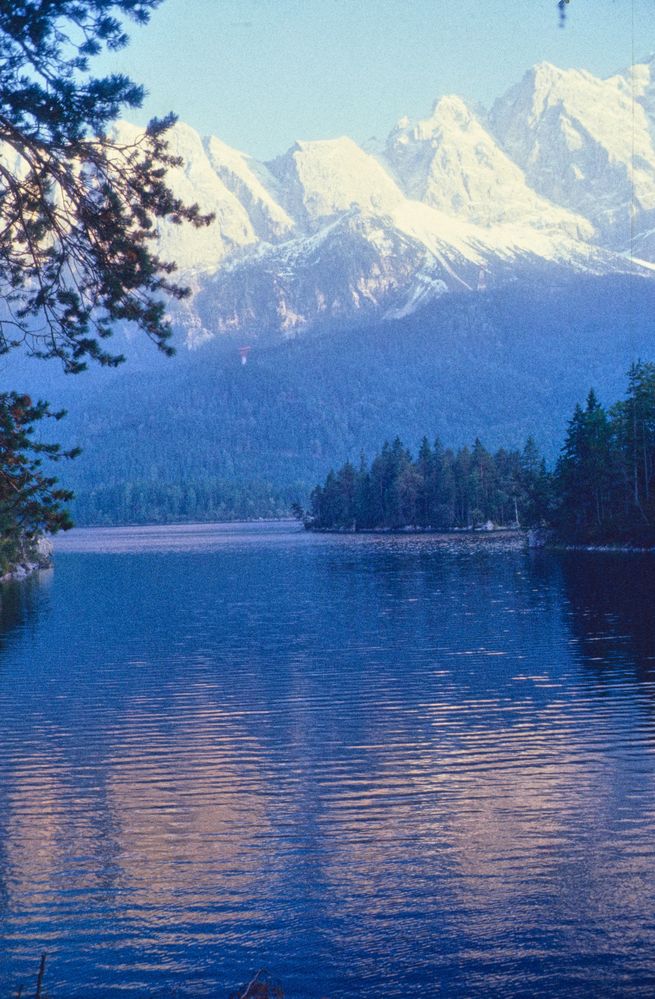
left=0, top=525, right=654, bottom=997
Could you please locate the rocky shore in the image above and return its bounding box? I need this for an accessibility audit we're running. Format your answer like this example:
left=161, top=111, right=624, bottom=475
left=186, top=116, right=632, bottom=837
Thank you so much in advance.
left=0, top=537, right=53, bottom=583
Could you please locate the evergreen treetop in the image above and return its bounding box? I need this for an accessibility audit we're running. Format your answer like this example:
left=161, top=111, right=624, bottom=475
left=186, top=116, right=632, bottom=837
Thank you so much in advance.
left=0, top=0, right=213, bottom=373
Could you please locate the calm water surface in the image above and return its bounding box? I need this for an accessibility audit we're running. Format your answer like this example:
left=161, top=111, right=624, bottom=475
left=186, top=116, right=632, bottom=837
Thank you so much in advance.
left=1, top=522, right=655, bottom=998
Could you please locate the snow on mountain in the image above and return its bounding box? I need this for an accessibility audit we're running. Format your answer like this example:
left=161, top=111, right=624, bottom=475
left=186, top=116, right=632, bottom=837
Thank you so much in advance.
left=265, top=137, right=405, bottom=228
left=632, top=53, right=655, bottom=121
left=385, top=95, right=593, bottom=240
left=203, top=136, right=296, bottom=242
left=193, top=208, right=434, bottom=340
left=189, top=196, right=634, bottom=343
left=110, top=58, right=655, bottom=343
left=112, top=119, right=260, bottom=273
left=488, top=60, right=655, bottom=251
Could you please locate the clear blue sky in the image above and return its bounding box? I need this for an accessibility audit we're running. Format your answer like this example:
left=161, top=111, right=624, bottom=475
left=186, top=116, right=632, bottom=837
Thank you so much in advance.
left=101, top=0, right=654, bottom=160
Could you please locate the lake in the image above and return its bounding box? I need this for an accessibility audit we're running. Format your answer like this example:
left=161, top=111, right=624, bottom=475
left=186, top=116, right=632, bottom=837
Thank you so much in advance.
left=1, top=522, right=655, bottom=998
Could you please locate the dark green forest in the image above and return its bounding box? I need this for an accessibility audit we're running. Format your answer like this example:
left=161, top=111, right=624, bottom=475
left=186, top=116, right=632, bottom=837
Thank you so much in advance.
left=307, top=436, right=547, bottom=532
left=25, top=274, right=655, bottom=526
left=554, top=362, right=655, bottom=544
left=308, top=363, right=655, bottom=546
left=71, top=478, right=298, bottom=525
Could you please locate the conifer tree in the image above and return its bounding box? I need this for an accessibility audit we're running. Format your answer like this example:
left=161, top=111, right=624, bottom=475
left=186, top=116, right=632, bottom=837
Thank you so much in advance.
left=416, top=436, right=433, bottom=528
left=0, top=0, right=211, bottom=371
left=0, top=2, right=212, bottom=550
left=433, top=438, right=455, bottom=530
left=0, top=392, right=78, bottom=570
left=624, top=362, right=655, bottom=518
left=520, top=437, right=552, bottom=526
left=354, top=452, right=372, bottom=529
left=555, top=390, right=615, bottom=540
left=308, top=433, right=546, bottom=533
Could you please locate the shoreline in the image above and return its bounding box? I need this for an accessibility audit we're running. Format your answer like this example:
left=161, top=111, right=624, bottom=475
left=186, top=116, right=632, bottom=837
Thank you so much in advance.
left=0, top=559, right=49, bottom=584
left=305, top=525, right=655, bottom=554
left=71, top=515, right=298, bottom=530
left=547, top=542, right=655, bottom=554
left=0, top=537, right=53, bottom=584
left=5, top=523, right=652, bottom=569
left=306, top=526, right=524, bottom=538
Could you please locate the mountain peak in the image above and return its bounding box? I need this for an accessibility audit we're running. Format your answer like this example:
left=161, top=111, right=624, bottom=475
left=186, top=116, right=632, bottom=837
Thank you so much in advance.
left=383, top=92, right=591, bottom=237
left=390, top=95, right=474, bottom=145
left=489, top=58, right=655, bottom=249
left=112, top=58, right=655, bottom=343
left=429, top=94, right=473, bottom=127
left=265, top=136, right=404, bottom=227
left=526, top=60, right=568, bottom=90
left=294, top=136, right=359, bottom=153
left=531, top=59, right=561, bottom=76
left=203, top=134, right=295, bottom=242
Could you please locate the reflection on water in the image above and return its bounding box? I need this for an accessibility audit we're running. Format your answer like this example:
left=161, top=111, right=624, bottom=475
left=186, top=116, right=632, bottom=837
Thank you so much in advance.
left=0, top=570, right=51, bottom=652
left=1, top=525, right=655, bottom=998
left=560, top=551, right=655, bottom=686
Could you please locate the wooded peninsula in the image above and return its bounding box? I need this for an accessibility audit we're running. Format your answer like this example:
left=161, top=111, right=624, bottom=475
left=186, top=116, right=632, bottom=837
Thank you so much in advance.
left=306, top=363, right=655, bottom=547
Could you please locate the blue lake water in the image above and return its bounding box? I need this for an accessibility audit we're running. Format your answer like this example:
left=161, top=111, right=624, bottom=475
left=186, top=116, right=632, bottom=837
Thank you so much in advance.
left=1, top=522, right=655, bottom=998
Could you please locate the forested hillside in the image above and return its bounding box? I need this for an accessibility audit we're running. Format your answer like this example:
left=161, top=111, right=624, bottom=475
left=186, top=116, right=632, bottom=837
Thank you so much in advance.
left=22, top=274, right=655, bottom=525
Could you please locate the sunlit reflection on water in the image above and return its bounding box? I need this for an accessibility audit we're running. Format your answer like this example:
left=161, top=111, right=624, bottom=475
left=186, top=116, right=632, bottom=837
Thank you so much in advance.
left=1, top=525, right=655, bottom=997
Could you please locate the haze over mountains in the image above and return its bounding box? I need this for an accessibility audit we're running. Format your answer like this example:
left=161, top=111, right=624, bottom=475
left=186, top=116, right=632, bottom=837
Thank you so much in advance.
left=115, top=56, right=655, bottom=345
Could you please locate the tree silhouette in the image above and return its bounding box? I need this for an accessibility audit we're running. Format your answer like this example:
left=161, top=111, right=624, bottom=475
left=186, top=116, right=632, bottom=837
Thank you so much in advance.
left=0, top=1, right=212, bottom=554
left=0, top=0, right=212, bottom=372
left=0, top=393, right=79, bottom=571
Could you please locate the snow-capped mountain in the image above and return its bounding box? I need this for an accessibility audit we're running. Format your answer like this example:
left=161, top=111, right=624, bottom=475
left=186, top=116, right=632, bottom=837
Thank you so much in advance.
left=191, top=202, right=626, bottom=343
left=384, top=94, right=592, bottom=240
left=265, top=137, right=406, bottom=227
left=203, top=136, right=295, bottom=243
left=488, top=60, right=655, bottom=250
left=125, top=57, right=655, bottom=344
left=113, top=120, right=261, bottom=272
